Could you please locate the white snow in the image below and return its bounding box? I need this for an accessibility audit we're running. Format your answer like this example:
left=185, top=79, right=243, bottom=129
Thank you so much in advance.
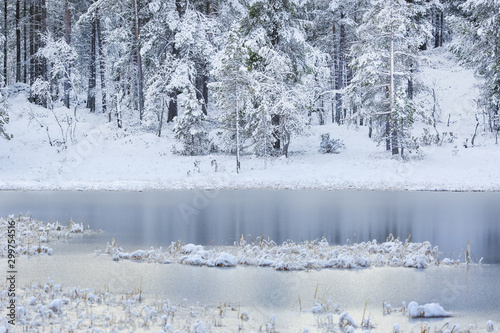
left=103, top=236, right=463, bottom=270
left=407, top=301, right=452, bottom=318
left=0, top=214, right=96, bottom=258
left=0, top=50, right=498, bottom=192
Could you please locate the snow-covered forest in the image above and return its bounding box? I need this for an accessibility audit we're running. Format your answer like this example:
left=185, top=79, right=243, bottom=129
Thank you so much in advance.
left=0, top=0, right=499, bottom=189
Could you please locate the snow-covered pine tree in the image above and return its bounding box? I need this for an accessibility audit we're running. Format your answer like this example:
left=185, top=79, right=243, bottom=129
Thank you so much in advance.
left=37, top=33, right=81, bottom=114
left=240, top=0, right=313, bottom=157
left=449, top=0, right=500, bottom=135
left=142, top=0, right=214, bottom=133
left=210, top=23, right=253, bottom=172
left=250, top=47, right=310, bottom=157
left=0, top=89, right=10, bottom=140
left=346, top=0, right=431, bottom=156
left=173, top=90, right=210, bottom=156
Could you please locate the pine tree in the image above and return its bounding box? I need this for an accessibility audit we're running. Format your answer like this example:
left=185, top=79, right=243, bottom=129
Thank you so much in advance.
left=449, top=0, right=500, bottom=135
left=173, top=90, right=210, bottom=156
left=346, top=0, right=430, bottom=156
left=0, top=89, right=11, bottom=140
left=210, top=24, right=253, bottom=172
left=239, top=0, right=313, bottom=157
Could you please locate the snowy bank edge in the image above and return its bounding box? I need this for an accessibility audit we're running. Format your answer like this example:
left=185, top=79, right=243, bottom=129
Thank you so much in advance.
left=1, top=180, right=500, bottom=192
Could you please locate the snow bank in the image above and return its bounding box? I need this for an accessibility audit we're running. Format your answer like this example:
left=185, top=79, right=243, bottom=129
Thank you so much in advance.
left=104, top=235, right=461, bottom=270
left=1, top=50, right=499, bottom=193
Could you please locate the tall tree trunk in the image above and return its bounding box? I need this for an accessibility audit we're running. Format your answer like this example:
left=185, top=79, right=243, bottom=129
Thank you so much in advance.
left=133, top=0, right=144, bottom=121
left=29, top=0, right=34, bottom=87
left=28, top=0, right=47, bottom=106
left=86, top=18, right=96, bottom=112
left=167, top=90, right=177, bottom=122
left=166, top=0, right=186, bottom=123
left=389, top=20, right=398, bottom=155
left=4, top=0, right=8, bottom=85
left=96, top=10, right=107, bottom=118
left=195, top=62, right=208, bottom=115
left=334, top=12, right=345, bottom=125
left=40, top=0, right=47, bottom=81
left=157, top=97, right=164, bottom=137
left=23, top=0, right=27, bottom=83
left=272, top=114, right=280, bottom=149
left=16, top=0, right=22, bottom=82
left=63, top=0, right=71, bottom=108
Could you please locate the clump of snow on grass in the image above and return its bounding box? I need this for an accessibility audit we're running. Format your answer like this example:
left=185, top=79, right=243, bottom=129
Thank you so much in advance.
left=103, top=235, right=462, bottom=270
left=0, top=278, right=267, bottom=332
left=407, top=301, right=452, bottom=318
left=339, top=312, right=357, bottom=328
left=0, top=214, right=97, bottom=257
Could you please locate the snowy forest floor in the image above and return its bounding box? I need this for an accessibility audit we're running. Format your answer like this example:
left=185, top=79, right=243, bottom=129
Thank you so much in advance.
left=1, top=48, right=499, bottom=191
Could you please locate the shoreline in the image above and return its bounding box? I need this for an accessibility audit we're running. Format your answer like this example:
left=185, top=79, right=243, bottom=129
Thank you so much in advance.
left=1, top=182, right=500, bottom=192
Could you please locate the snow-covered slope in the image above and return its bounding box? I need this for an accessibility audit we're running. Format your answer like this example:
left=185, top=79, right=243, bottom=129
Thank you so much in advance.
left=0, top=49, right=498, bottom=191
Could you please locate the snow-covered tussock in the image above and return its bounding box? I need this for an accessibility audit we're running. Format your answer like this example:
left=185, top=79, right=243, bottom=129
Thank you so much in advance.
left=0, top=214, right=96, bottom=257
left=0, top=278, right=259, bottom=332
left=103, top=235, right=460, bottom=270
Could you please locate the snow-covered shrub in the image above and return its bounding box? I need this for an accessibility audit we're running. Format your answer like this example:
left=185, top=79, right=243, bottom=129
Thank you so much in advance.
left=420, top=128, right=438, bottom=146
left=319, top=134, right=345, bottom=154
left=173, top=92, right=210, bottom=156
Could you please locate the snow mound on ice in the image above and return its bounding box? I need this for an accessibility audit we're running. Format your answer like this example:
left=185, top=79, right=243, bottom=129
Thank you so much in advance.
left=407, top=301, right=452, bottom=318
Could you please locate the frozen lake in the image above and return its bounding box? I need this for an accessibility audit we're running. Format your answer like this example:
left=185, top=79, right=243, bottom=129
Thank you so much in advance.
left=2, top=190, right=500, bottom=331
left=1, top=190, right=499, bottom=262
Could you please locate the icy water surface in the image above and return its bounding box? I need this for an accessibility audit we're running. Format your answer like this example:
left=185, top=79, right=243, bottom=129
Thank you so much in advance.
left=14, top=239, right=500, bottom=332
left=1, top=190, right=499, bottom=262
left=2, top=190, right=500, bottom=331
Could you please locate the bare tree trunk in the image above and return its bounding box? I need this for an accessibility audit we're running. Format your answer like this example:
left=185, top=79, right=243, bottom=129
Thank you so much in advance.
left=86, top=18, right=96, bottom=112
left=471, top=114, right=479, bottom=146
left=167, top=90, right=177, bottom=122
left=16, top=0, right=22, bottom=82
left=272, top=114, right=280, bottom=149
left=40, top=0, right=47, bottom=81
left=96, top=10, right=107, bottom=118
left=195, top=63, right=208, bottom=115
left=385, top=116, right=391, bottom=151
left=157, top=97, right=164, bottom=137
left=116, top=92, right=122, bottom=128
left=29, top=0, right=34, bottom=87
left=63, top=0, right=71, bottom=108
left=235, top=87, right=240, bottom=173
left=133, top=0, right=144, bottom=121
left=4, top=0, right=8, bottom=85
left=390, top=20, right=398, bottom=155
left=23, top=0, right=27, bottom=83
left=334, top=12, right=345, bottom=125
left=391, top=122, right=399, bottom=155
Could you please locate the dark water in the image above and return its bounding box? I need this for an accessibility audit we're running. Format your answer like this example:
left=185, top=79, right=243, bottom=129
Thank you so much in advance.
left=1, top=190, right=499, bottom=263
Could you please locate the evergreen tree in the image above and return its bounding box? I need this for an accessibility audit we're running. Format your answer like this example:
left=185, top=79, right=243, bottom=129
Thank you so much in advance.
left=346, top=0, right=431, bottom=156
left=0, top=89, right=11, bottom=140
left=449, top=0, right=500, bottom=135
left=173, top=90, right=210, bottom=155
left=210, top=24, right=253, bottom=172
left=240, top=0, right=313, bottom=157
